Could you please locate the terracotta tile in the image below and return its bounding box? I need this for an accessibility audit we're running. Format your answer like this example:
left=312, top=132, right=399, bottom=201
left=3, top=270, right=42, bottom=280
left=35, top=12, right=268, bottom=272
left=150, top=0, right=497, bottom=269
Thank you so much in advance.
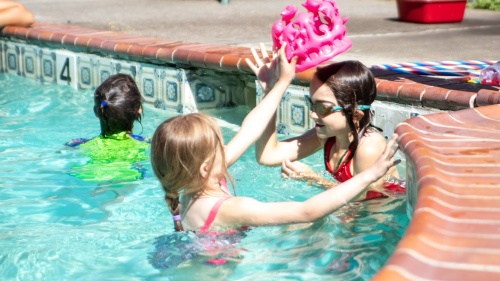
left=155, top=47, right=175, bottom=64
left=475, top=89, right=500, bottom=106
left=220, top=54, right=241, bottom=72
left=36, top=30, right=54, bottom=42
left=74, top=36, right=93, bottom=47
left=398, top=84, right=428, bottom=101
left=419, top=186, right=500, bottom=210
left=203, top=53, right=223, bottom=69
left=141, top=45, right=160, bottom=58
left=385, top=251, right=500, bottom=280
left=187, top=51, right=207, bottom=68
left=421, top=86, right=450, bottom=105
left=13, top=27, right=29, bottom=38
left=371, top=270, right=412, bottom=281
left=100, top=41, right=118, bottom=52
left=446, top=90, right=476, bottom=108
left=61, top=34, right=78, bottom=45
left=406, top=208, right=500, bottom=246
left=376, top=80, right=403, bottom=98
left=238, top=54, right=254, bottom=73
left=473, top=104, right=500, bottom=121
left=50, top=32, right=65, bottom=44
left=417, top=196, right=500, bottom=221
left=418, top=176, right=500, bottom=196
left=1, top=26, right=15, bottom=36
left=87, top=38, right=106, bottom=50
left=25, top=28, right=42, bottom=40
left=127, top=44, right=146, bottom=57
left=171, top=48, right=190, bottom=65
left=114, top=42, right=132, bottom=54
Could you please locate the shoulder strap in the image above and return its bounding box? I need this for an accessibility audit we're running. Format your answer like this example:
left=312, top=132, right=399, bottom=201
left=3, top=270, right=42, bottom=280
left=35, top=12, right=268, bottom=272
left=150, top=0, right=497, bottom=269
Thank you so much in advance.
left=324, top=137, right=336, bottom=172
left=199, top=197, right=231, bottom=233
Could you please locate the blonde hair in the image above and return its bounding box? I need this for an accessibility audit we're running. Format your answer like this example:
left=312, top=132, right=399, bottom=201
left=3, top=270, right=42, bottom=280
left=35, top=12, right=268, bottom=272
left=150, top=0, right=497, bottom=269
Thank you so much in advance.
left=150, top=113, right=233, bottom=231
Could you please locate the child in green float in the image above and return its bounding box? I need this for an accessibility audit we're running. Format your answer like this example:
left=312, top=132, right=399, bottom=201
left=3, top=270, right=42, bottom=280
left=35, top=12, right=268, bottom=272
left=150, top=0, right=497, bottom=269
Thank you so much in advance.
left=66, top=73, right=150, bottom=182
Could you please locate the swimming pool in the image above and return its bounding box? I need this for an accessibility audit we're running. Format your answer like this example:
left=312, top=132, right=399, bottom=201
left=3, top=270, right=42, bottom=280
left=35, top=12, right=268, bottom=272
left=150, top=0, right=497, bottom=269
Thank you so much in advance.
left=0, top=73, right=408, bottom=280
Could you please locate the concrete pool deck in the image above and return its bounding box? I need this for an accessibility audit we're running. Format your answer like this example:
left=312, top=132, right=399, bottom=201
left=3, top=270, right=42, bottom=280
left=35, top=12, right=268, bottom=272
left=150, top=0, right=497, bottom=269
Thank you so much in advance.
left=6, top=0, right=500, bottom=280
left=19, top=0, right=500, bottom=66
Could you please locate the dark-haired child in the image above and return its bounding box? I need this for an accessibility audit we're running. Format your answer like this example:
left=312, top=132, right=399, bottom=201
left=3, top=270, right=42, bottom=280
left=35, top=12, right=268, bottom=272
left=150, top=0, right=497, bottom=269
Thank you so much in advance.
left=66, top=74, right=150, bottom=182
left=248, top=46, right=404, bottom=200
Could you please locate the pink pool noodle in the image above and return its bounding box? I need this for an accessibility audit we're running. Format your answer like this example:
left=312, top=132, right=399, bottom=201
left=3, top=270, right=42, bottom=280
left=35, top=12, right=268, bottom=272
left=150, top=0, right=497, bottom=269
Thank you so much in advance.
left=272, top=0, right=352, bottom=73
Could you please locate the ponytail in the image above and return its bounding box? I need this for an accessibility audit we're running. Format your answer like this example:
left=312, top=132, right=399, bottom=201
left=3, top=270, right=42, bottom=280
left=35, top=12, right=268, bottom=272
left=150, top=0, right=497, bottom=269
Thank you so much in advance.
left=165, top=192, right=184, bottom=232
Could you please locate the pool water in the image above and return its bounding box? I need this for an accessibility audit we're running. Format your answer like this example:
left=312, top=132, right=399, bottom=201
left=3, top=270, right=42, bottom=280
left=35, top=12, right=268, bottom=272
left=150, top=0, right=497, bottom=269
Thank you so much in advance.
left=0, top=74, right=409, bottom=280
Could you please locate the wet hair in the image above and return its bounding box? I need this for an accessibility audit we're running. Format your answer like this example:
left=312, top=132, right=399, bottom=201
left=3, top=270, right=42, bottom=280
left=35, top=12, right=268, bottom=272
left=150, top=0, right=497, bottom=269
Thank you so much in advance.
left=93, top=73, right=143, bottom=137
left=314, top=60, right=380, bottom=162
left=150, top=113, right=233, bottom=232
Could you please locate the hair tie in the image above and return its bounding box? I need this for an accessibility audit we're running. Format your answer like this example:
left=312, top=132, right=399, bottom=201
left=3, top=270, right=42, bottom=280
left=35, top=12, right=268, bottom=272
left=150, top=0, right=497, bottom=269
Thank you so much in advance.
left=101, top=100, right=108, bottom=108
left=173, top=215, right=182, bottom=222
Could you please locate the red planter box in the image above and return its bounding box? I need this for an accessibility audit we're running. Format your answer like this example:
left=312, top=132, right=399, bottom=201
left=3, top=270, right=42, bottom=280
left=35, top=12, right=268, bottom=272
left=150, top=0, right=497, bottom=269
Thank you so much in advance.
left=397, top=0, right=467, bottom=23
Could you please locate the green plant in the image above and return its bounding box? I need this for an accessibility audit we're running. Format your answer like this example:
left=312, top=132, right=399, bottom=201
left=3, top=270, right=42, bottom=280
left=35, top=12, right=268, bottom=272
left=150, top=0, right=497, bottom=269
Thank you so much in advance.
left=468, top=0, right=500, bottom=11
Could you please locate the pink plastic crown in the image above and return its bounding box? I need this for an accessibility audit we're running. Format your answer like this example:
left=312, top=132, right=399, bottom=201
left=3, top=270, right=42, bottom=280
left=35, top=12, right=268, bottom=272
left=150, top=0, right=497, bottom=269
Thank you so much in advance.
left=272, top=0, right=352, bottom=72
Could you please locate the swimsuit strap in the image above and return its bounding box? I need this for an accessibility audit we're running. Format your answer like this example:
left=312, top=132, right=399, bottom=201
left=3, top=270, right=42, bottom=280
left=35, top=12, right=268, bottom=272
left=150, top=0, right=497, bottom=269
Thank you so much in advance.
left=324, top=137, right=358, bottom=182
left=199, top=197, right=231, bottom=233
left=324, top=137, right=336, bottom=173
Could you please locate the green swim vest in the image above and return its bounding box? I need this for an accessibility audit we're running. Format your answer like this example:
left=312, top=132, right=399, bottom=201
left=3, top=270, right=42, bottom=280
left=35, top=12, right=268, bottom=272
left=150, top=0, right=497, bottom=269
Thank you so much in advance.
left=70, top=132, right=150, bottom=183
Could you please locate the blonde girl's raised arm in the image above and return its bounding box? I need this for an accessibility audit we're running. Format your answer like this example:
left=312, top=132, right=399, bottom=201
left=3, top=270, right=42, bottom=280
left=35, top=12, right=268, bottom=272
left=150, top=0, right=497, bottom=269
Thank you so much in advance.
left=225, top=45, right=297, bottom=167
left=220, top=134, right=400, bottom=226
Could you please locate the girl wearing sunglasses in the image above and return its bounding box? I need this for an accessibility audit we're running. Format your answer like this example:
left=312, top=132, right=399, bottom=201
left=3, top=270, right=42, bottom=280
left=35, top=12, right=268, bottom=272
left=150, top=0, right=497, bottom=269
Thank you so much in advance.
left=246, top=46, right=402, bottom=200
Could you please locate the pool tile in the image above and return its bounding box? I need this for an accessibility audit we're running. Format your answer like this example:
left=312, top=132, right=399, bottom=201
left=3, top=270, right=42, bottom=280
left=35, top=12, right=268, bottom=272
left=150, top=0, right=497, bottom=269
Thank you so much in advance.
left=190, top=77, right=222, bottom=110
left=76, top=54, right=97, bottom=90
left=278, top=85, right=313, bottom=135
left=94, top=57, right=116, bottom=85
left=38, top=47, right=57, bottom=84
left=4, top=42, right=21, bottom=75
left=20, top=44, right=39, bottom=81
left=157, top=68, right=185, bottom=110
left=136, top=64, right=159, bottom=105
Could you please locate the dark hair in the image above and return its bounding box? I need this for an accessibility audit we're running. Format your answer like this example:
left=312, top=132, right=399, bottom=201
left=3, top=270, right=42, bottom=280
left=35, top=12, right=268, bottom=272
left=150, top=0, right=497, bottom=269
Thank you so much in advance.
left=93, top=74, right=143, bottom=137
left=314, top=60, right=379, bottom=161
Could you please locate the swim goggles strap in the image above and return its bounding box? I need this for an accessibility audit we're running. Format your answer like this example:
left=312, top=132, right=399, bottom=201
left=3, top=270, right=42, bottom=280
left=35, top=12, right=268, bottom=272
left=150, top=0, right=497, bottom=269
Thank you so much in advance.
left=172, top=214, right=182, bottom=222
left=101, top=100, right=108, bottom=108
left=357, top=105, right=371, bottom=110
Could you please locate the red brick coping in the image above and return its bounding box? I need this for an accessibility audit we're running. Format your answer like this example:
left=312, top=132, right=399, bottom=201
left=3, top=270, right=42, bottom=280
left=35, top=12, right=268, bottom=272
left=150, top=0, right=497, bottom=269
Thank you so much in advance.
left=3, top=22, right=500, bottom=280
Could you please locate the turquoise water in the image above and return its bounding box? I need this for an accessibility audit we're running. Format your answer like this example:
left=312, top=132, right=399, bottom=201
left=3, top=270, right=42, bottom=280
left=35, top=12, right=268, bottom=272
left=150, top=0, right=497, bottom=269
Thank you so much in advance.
left=0, top=74, right=409, bottom=280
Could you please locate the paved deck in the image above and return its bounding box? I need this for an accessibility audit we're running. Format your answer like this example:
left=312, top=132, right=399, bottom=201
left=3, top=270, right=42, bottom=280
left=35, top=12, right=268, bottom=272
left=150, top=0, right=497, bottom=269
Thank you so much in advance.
left=20, top=0, right=500, bottom=66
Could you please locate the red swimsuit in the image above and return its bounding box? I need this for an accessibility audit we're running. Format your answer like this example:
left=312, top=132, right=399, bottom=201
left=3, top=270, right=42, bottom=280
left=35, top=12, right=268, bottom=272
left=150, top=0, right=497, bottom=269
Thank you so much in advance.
left=324, top=137, right=388, bottom=200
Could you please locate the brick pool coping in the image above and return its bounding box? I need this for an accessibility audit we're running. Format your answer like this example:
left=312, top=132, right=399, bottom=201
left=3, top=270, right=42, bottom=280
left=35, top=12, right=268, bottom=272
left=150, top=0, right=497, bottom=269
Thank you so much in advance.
left=3, top=22, right=500, bottom=280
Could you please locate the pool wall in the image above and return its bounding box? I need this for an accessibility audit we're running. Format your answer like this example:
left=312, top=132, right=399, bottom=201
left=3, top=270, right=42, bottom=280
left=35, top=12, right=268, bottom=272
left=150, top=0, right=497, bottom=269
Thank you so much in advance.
left=2, top=22, right=500, bottom=280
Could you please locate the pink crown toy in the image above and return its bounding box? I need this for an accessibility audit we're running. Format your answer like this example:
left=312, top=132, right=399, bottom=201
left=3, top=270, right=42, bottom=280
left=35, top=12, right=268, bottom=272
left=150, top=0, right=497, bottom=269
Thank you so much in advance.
left=272, top=0, right=352, bottom=72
